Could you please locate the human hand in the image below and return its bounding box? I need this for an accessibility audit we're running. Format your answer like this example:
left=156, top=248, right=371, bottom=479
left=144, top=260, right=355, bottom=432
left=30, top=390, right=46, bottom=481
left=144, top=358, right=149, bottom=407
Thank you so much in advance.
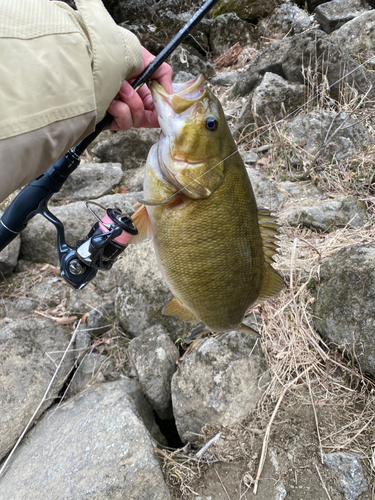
left=108, top=47, right=173, bottom=131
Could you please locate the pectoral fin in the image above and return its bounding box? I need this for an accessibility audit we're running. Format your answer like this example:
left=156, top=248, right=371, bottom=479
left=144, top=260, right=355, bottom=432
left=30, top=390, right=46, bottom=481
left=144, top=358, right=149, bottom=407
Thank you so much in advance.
left=162, top=297, right=198, bottom=322
left=130, top=203, right=152, bottom=243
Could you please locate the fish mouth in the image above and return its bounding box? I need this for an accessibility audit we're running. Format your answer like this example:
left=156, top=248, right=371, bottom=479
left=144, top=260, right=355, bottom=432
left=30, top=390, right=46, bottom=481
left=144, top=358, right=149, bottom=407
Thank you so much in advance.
left=151, top=74, right=206, bottom=135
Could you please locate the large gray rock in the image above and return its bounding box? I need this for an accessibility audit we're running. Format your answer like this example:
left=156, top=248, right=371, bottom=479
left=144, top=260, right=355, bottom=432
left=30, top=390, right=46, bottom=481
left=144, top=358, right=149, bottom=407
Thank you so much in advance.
left=92, top=129, right=159, bottom=169
left=20, top=192, right=139, bottom=265
left=0, top=235, right=20, bottom=279
left=331, top=10, right=375, bottom=67
left=0, top=381, right=171, bottom=500
left=323, top=453, right=368, bottom=500
left=209, top=13, right=255, bottom=58
left=271, top=3, right=312, bottom=35
left=171, top=332, right=268, bottom=443
left=211, top=0, right=283, bottom=21
left=0, top=318, right=74, bottom=460
left=128, top=326, right=180, bottom=419
left=168, top=46, right=215, bottom=78
left=115, top=241, right=196, bottom=339
left=233, top=30, right=375, bottom=101
left=279, top=195, right=368, bottom=231
left=314, top=244, right=375, bottom=376
left=315, top=0, right=371, bottom=34
left=287, top=110, right=373, bottom=161
left=51, top=162, right=123, bottom=203
left=236, top=72, right=305, bottom=131
left=247, top=167, right=287, bottom=210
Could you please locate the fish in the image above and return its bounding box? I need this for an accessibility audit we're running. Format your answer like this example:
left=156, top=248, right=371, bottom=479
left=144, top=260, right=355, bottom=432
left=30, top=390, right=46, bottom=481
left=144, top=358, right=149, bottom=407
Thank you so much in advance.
left=132, top=74, right=283, bottom=335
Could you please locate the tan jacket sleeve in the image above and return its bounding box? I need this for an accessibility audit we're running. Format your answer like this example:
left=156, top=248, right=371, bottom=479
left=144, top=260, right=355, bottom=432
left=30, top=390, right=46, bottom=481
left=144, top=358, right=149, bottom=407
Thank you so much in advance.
left=0, top=0, right=142, bottom=203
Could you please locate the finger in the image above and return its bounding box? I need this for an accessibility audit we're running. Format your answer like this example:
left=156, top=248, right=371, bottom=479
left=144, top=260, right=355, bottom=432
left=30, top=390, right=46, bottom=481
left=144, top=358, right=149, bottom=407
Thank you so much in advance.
left=118, top=82, right=148, bottom=128
left=138, top=85, right=155, bottom=111
left=150, top=62, right=173, bottom=94
left=107, top=99, right=133, bottom=131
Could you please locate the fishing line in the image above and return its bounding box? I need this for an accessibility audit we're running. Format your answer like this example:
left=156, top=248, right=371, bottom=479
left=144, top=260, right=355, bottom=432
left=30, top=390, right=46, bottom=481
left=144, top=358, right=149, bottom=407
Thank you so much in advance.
left=146, top=53, right=375, bottom=205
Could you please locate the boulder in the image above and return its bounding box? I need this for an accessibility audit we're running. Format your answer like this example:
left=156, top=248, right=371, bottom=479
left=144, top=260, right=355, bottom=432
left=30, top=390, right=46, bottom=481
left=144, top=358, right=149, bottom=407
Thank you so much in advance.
left=102, top=0, right=157, bottom=24
left=128, top=326, right=180, bottom=419
left=236, top=72, right=305, bottom=131
left=168, top=46, right=215, bottom=78
left=233, top=30, right=375, bottom=101
left=115, top=241, right=197, bottom=339
left=91, top=129, right=159, bottom=169
left=51, top=162, right=123, bottom=203
left=0, top=233, right=20, bottom=279
left=211, top=0, right=283, bottom=21
left=279, top=196, right=368, bottom=231
left=314, top=244, right=375, bottom=376
left=247, top=167, right=287, bottom=210
left=209, top=13, right=255, bottom=58
left=0, top=381, right=171, bottom=500
left=0, top=318, right=74, bottom=460
left=331, top=10, right=375, bottom=67
left=314, top=0, right=371, bottom=34
left=287, top=110, right=373, bottom=161
left=171, top=332, right=268, bottom=443
left=20, top=192, right=139, bottom=265
left=271, top=3, right=312, bottom=35
left=211, top=71, right=240, bottom=86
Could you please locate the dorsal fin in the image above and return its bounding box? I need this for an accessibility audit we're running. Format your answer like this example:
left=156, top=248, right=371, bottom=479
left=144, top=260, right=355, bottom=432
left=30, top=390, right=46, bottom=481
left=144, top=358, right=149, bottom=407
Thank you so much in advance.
left=130, top=203, right=153, bottom=244
left=162, top=296, right=199, bottom=322
left=257, top=207, right=284, bottom=301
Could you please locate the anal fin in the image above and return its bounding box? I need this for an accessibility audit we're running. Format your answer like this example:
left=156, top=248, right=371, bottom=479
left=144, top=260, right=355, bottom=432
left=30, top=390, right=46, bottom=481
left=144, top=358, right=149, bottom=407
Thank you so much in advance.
left=162, top=297, right=198, bottom=322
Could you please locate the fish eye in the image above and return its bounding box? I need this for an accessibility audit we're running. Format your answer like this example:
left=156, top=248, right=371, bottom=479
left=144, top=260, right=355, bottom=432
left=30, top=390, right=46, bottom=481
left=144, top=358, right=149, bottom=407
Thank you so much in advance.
left=205, top=116, right=218, bottom=132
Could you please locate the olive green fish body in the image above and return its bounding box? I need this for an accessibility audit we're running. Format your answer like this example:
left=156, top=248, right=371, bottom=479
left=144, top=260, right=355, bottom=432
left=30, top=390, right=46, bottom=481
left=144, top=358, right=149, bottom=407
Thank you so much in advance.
left=146, top=149, right=265, bottom=331
left=135, top=75, right=283, bottom=333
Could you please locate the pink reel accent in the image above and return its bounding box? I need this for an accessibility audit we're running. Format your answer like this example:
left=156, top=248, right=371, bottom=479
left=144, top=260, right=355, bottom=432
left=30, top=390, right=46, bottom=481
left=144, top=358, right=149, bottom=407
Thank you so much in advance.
left=99, top=214, right=134, bottom=246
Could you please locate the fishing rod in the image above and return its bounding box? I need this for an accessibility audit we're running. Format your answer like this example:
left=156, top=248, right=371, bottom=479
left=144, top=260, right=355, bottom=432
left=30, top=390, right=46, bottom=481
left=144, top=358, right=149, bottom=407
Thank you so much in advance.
left=0, top=0, right=220, bottom=290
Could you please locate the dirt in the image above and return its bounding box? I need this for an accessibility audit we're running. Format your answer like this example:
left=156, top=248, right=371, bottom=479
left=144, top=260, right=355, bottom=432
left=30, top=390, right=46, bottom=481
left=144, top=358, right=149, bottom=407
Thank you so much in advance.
left=167, top=390, right=373, bottom=500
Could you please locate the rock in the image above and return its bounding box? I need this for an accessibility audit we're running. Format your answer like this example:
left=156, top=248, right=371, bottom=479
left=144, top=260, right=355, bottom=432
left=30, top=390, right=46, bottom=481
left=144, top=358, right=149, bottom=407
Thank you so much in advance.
left=67, top=352, right=110, bottom=395
left=51, top=162, right=123, bottom=203
left=281, top=30, right=375, bottom=101
left=211, top=0, right=282, bottom=21
left=287, top=110, right=373, bottom=161
left=91, top=129, right=159, bottom=169
left=331, top=11, right=375, bottom=67
left=0, top=318, right=74, bottom=460
left=237, top=72, right=305, bottom=130
left=209, top=13, right=255, bottom=58
left=123, top=164, right=145, bottom=192
left=20, top=192, right=139, bottom=265
left=211, top=71, right=240, bottom=86
left=315, top=0, right=371, bottom=34
left=168, top=45, right=215, bottom=78
left=0, top=234, right=20, bottom=279
left=102, top=0, right=157, bottom=24
left=171, top=332, right=268, bottom=443
left=173, top=70, right=196, bottom=83
left=271, top=3, right=312, bottom=35
left=247, top=168, right=287, bottom=210
left=240, top=150, right=259, bottom=164
left=128, top=326, right=180, bottom=419
left=0, top=381, right=171, bottom=500
left=279, top=195, right=368, bottom=231
left=277, top=180, right=322, bottom=200
left=323, top=453, right=368, bottom=500
left=115, top=241, right=197, bottom=339
left=233, top=30, right=375, bottom=101
left=314, top=244, right=375, bottom=376
left=85, top=302, right=115, bottom=335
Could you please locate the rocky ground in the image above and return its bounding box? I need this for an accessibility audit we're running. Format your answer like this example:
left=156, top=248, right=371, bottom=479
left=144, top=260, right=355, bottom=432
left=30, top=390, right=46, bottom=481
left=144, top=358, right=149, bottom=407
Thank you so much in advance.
left=1, top=0, right=375, bottom=498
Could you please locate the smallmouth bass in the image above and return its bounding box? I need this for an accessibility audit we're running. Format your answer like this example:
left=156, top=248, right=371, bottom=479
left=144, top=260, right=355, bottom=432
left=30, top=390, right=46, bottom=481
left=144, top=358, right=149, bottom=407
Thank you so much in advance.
left=132, top=74, right=283, bottom=334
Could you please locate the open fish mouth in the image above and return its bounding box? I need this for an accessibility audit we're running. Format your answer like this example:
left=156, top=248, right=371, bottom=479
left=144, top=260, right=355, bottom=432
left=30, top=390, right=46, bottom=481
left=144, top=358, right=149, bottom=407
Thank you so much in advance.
left=151, top=74, right=206, bottom=136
